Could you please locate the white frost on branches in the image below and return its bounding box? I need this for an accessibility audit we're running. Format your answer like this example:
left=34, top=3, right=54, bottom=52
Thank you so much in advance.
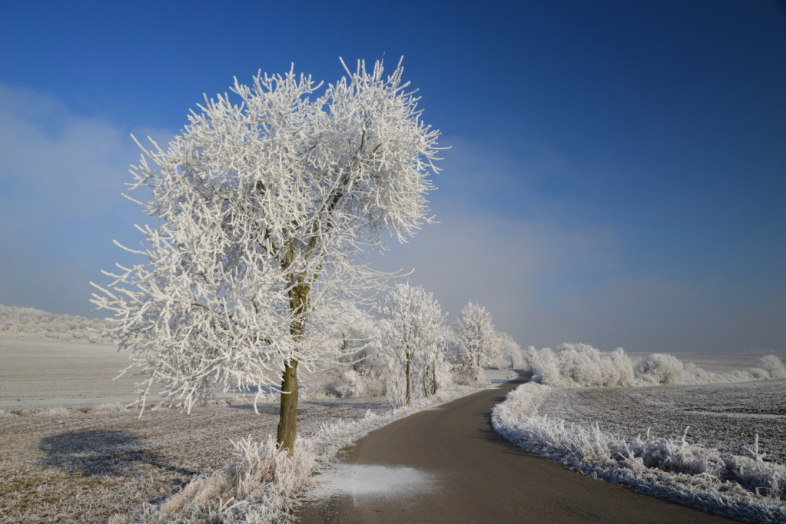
left=91, top=58, right=443, bottom=413
left=380, top=283, right=447, bottom=406
left=495, top=332, right=524, bottom=369
left=453, top=302, right=498, bottom=384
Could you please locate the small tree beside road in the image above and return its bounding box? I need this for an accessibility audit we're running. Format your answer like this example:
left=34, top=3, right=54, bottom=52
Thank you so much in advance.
left=381, top=283, right=447, bottom=406
left=454, top=302, right=498, bottom=383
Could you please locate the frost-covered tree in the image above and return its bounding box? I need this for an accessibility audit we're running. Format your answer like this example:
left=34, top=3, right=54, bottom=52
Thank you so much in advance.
left=91, top=59, right=442, bottom=453
left=420, top=338, right=451, bottom=397
left=322, top=304, right=395, bottom=399
left=380, top=283, right=447, bottom=406
left=454, top=302, right=497, bottom=383
left=496, top=332, right=523, bottom=369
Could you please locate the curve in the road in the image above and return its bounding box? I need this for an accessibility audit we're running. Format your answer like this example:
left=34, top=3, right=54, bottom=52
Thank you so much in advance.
left=297, top=373, right=740, bottom=523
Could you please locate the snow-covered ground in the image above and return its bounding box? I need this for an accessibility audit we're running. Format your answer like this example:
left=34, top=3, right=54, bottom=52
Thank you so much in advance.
left=0, top=335, right=512, bottom=523
left=0, top=338, right=157, bottom=410
left=0, top=394, right=391, bottom=524
left=537, top=379, right=786, bottom=463
left=492, top=354, right=786, bottom=524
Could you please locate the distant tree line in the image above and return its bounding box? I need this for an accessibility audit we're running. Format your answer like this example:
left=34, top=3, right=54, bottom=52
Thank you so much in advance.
left=0, top=304, right=111, bottom=344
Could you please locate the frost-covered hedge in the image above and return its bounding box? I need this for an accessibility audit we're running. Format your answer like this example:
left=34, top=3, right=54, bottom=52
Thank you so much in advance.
left=492, top=382, right=786, bottom=523
left=525, top=343, right=786, bottom=388
left=0, top=304, right=111, bottom=344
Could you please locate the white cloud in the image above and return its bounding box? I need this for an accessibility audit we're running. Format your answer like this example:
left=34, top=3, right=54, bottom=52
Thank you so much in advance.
left=0, top=84, right=173, bottom=317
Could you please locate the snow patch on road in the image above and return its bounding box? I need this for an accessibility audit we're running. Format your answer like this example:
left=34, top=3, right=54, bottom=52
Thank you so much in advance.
left=308, top=465, right=437, bottom=499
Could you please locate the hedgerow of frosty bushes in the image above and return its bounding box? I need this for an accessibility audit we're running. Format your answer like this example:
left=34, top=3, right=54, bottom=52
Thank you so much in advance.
left=531, top=344, right=635, bottom=387
left=526, top=343, right=786, bottom=388
left=492, top=382, right=786, bottom=523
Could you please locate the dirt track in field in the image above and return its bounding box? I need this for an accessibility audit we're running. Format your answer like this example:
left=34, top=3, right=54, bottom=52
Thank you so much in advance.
left=297, top=373, right=740, bottom=524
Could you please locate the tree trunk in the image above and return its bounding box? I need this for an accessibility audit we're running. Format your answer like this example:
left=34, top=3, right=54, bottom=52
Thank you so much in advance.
left=405, top=355, right=412, bottom=406
left=431, top=365, right=437, bottom=396
left=277, top=359, right=299, bottom=455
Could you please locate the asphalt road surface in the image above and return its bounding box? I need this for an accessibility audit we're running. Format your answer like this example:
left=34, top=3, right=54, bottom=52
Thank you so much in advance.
left=297, top=373, right=739, bottom=524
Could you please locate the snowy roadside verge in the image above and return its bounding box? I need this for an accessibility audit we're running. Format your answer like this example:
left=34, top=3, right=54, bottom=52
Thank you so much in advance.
left=491, top=382, right=786, bottom=524
left=112, top=372, right=516, bottom=524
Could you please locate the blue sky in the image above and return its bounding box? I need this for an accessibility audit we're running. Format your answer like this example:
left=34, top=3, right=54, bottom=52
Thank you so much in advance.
left=1, top=0, right=784, bottom=353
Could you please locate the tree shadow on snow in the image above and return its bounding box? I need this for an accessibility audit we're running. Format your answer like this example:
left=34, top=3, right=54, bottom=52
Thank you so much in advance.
left=38, top=430, right=197, bottom=478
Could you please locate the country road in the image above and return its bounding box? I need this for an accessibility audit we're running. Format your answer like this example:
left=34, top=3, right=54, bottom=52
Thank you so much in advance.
left=297, top=373, right=739, bottom=524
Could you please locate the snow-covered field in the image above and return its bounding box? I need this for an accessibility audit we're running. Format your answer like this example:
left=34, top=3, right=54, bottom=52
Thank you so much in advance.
left=7, top=330, right=783, bottom=523
left=0, top=337, right=387, bottom=523
left=493, top=351, right=786, bottom=523
left=538, top=379, right=786, bottom=463
left=0, top=336, right=513, bottom=523
left=0, top=393, right=391, bottom=523
left=0, top=338, right=156, bottom=410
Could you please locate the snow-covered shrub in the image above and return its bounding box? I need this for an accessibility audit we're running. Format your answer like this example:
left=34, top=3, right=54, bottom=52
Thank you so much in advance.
left=633, top=353, right=685, bottom=385
left=531, top=347, right=560, bottom=385
left=492, top=382, right=786, bottom=523
left=747, top=368, right=771, bottom=380
left=532, top=344, right=634, bottom=387
left=331, top=369, right=368, bottom=399
left=605, top=347, right=636, bottom=386
left=556, top=343, right=605, bottom=386
left=442, top=329, right=479, bottom=386
left=760, top=355, right=786, bottom=379
left=304, top=306, right=398, bottom=399
left=680, top=362, right=723, bottom=385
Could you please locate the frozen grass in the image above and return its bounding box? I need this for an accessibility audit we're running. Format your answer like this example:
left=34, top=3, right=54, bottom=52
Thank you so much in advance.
left=0, top=396, right=389, bottom=524
left=537, top=379, right=786, bottom=464
left=492, top=381, right=786, bottom=523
